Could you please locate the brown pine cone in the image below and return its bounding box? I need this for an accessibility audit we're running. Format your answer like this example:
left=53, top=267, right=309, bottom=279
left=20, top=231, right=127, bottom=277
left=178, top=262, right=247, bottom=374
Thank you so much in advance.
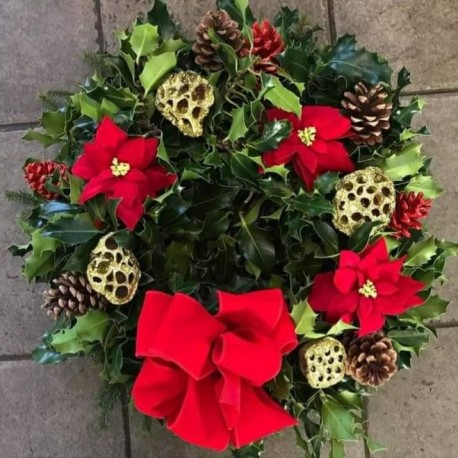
left=192, top=10, right=243, bottom=71
left=42, top=272, right=108, bottom=319
left=342, top=83, right=393, bottom=146
left=344, top=332, right=398, bottom=387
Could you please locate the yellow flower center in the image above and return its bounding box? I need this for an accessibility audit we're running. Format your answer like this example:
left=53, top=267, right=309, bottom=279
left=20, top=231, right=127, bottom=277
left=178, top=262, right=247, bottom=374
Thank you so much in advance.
left=298, top=126, right=317, bottom=146
left=358, top=279, right=378, bottom=299
left=110, top=158, right=131, bottom=177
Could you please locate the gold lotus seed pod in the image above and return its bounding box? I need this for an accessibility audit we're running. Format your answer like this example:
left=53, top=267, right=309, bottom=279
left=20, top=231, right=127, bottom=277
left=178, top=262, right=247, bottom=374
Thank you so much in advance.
left=299, top=337, right=346, bottom=389
left=155, top=71, right=215, bottom=137
left=333, top=167, right=395, bottom=236
left=87, top=233, right=141, bottom=306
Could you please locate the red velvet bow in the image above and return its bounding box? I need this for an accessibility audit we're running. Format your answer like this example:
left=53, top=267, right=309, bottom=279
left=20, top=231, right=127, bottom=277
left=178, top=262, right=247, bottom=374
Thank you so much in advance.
left=132, top=289, right=298, bottom=451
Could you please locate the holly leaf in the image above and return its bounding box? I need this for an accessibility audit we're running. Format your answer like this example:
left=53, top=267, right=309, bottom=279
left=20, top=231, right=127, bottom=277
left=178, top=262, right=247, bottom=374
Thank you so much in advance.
left=393, top=97, right=426, bottom=128
left=239, top=215, right=275, bottom=276
left=23, top=230, right=60, bottom=281
left=147, top=0, right=179, bottom=39
left=140, top=52, right=177, bottom=95
left=130, top=24, right=159, bottom=61
left=405, top=175, right=443, bottom=199
left=314, top=172, right=340, bottom=195
left=291, top=300, right=319, bottom=336
left=216, top=0, right=254, bottom=27
left=322, top=34, right=392, bottom=85
left=226, top=106, right=249, bottom=142
left=321, top=395, right=357, bottom=441
left=50, top=310, right=110, bottom=355
left=231, top=153, right=259, bottom=187
left=42, top=212, right=102, bottom=245
left=405, top=237, right=438, bottom=267
left=327, top=320, right=357, bottom=336
left=293, top=193, right=334, bottom=217
left=250, top=120, right=291, bottom=152
left=380, top=143, right=425, bottom=181
left=348, top=222, right=382, bottom=253
left=400, top=295, right=449, bottom=324
left=261, top=74, right=301, bottom=117
left=313, top=220, right=339, bottom=256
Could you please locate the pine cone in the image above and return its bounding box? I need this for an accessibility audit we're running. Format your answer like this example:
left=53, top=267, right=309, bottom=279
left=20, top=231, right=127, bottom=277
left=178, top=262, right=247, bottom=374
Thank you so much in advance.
left=390, top=191, right=432, bottom=238
left=43, top=272, right=108, bottom=319
left=344, top=333, right=398, bottom=387
left=342, top=83, right=393, bottom=146
left=192, top=10, right=243, bottom=71
left=24, top=160, right=68, bottom=200
left=240, top=20, right=285, bottom=74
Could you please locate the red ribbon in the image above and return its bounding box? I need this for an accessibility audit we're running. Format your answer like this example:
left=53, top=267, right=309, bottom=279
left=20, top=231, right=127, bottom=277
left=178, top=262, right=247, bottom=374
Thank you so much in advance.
left=132, top=289, right=298, bottom=451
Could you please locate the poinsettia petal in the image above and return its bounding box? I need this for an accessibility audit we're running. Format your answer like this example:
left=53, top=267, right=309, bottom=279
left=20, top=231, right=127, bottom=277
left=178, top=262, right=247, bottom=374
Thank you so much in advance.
left=334, top=267, right=358, bottom=294
left=308, top=272, right=339, bottom=313
left=339, top=250, right=361, bottom=268
left=359, top=238, right=389, bottom=272
left=152, top=293, right=226, bottom=380
left=266, top=108, right=301, bottom=130
left=262, top=142, right=297, bottom=168
left=375, top=280, right=398, bottom=296
left=293, top=158, right=316, bottom=190
left=136, top=291, right=173, bottom=357
left=311, top=138, right=328, bottom=154
left=95, top=117, right=128, bottom=153
left=314, top=141, right=354, bottom=175
left=72, top=143, right=113, bottom=180
left=79, top=170, right=116, bottom=203
left=132, top=358, right=187, bottom=419
left=368, top=259, right=403, bottom=283
left=116, top=198, right=145, bottom=230
left=302, top=106, right=351, bottom=140
left=231, top=384, right=297, bottom=449
left=213, top=331, right=282, bottom=386
left=143, top=166, right=177, bottom=197
left=216, top=289, right=285, bottom=334
left=357, top=297, right=385, bottom=336
left=325, top=291, right=359, bottom=323
left=117, top=137, right=159, bottom=170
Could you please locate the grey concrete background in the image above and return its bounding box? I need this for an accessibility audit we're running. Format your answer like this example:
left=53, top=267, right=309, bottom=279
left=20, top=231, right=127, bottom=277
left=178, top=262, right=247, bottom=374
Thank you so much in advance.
left=0, top=1, right=457, bottom=457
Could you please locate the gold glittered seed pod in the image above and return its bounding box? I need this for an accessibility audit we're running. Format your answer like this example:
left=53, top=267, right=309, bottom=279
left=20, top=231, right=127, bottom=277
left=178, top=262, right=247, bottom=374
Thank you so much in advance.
left=299, top=337, right=346, bottom=389
left=333, top=167, right=395, bottom=236
left=155, top=71, right=215, bottom=138
left=87, top=233, right=141, bottom=306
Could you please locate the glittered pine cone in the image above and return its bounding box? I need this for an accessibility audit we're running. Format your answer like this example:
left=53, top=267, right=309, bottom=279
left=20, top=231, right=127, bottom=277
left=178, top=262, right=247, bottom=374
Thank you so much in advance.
left=24, top=160, right=68, bottom=200
left=240, top=20, right=285, bottom=73
left=192, top=10, right=243, bottom=71
left=342, top=83, right=393, bottom=146
left=344, top=332, right=398, bottom=387
left=299, top=337, right=347, bottom=389
left=43, top=272, right=108, bottom=319
left=390, top=191, right=432, bottom=238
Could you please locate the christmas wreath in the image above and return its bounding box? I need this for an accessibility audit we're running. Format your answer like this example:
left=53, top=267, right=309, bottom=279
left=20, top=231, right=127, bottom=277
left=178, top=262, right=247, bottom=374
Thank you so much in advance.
left=9, top=0, right=457, bottom=456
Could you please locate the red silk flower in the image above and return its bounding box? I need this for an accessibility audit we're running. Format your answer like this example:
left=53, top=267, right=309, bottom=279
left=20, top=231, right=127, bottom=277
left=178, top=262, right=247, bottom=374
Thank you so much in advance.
left=308, top=238, right=424, bottom=336
left=262, top=106, right=354, bottom=189
left=72, top=117, right=176, bottom=230
left=132, top=289, right=298, bottom=451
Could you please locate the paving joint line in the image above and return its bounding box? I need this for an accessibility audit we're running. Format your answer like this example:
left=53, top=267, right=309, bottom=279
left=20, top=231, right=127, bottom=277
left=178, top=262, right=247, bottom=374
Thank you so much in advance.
left=0, top=122, right=38, bottom=133
left=94, top=0, right=105, bottom=53
left=403, top=87, right=458, bottom=96
left=326, top=0, right=337, bottom=44
left=430, top=321, right=458, bottom=329
left=0, top=354, right=31, bottom=362
left=122, top=401, right=133, bottom=458
left=362, top=397, right=371, bottom=458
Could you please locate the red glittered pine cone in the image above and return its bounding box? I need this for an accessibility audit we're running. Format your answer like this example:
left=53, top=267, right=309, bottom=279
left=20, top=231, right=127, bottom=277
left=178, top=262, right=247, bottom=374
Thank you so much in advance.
left=24, top=160, right=68, bottom=200
left=240, top=20, right=285, bottom=74
left=390, top=191, right=432, bottom=238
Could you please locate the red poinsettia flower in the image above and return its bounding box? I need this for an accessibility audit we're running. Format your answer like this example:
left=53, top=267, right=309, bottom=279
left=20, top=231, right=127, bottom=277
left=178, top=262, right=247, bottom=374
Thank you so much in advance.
left=132, top=289, right=298, bottom=452
left=240, top=20, right=285, bottom=73
left=390, top=191, right=432, bottom=238
left=72, top=117, right=176, bottom=230
left=308, top=238, right=424, bottom=336
left=262, top=106, right=354, bottom=189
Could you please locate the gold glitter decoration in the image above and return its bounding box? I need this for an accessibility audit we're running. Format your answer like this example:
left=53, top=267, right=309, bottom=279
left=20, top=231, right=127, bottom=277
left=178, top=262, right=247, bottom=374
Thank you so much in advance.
left=155, top=71, right=215, bottom=138
left=87, top=233, right=140, bottom=305
left=299, top=337, right=347, bottom=389
left=333, top=167, right=395, bottom=236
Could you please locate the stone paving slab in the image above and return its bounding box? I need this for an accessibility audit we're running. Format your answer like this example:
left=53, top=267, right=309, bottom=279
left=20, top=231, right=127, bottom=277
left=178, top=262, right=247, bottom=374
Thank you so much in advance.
left=368, top=328, right=458, bottom=457
left=0, top=359, right=125, bottom=458
left=0, top=130, right=51, bottom=355
left=0, top=0, right=98, bottom=125
left=412, top=95, right=458, bottom=323
left=100, top=0, right=329, bottom=51
left=333, top=0, right=458, bottom=92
